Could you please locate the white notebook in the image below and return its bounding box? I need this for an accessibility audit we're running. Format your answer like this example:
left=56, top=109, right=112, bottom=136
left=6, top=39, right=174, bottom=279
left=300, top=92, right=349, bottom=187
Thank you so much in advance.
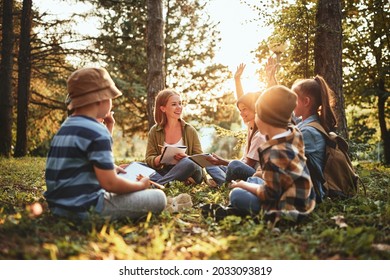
left=118, top=162, right=156, bottom=181
left=160, top=145, right=187, bottom=165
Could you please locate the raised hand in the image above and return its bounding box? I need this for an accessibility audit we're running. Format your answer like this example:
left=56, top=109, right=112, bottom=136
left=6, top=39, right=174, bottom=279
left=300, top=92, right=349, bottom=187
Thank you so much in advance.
left=234, top=63, right=246, bottom=80
left=234, top=63, right=246, bottom=99
left=265, top=56, right=278, bottom=87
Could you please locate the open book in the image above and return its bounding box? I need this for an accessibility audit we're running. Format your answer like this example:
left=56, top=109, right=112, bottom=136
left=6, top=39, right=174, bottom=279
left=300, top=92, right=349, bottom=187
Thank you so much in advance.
left=188, top=153, right=215, bottom=168
left=118, top=162, right=156, bottom=182
left=160, top=145, right=187, bottom=165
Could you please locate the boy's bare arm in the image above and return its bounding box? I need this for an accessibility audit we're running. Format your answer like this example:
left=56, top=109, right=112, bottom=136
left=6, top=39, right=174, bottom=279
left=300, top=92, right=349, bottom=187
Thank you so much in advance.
left=94, top=167, right=150, bottom=194
left=230, top=180, right=260, bottom=196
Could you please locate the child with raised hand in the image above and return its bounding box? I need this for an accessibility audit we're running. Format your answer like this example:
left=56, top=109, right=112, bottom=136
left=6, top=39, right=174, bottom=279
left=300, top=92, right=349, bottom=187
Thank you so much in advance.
left=205, top=91, right=265, bottom=186
left=205, top=60, right=278, bottom=187
left=202, top=85, right=316, bottom=223
left=44, top=67, right=166, bottom=220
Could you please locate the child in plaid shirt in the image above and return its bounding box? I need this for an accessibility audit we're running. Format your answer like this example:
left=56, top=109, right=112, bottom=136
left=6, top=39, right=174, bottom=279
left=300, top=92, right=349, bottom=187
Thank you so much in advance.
left=203, top=85, right=316, bottom=223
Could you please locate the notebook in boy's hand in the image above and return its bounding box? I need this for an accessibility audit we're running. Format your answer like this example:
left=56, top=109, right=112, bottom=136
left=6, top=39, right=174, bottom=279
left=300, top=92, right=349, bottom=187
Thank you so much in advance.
left=188, top=153, right=215, bottom=168
left=160, top=145, right=187, bottom=165
left=118, top=162, right=156, bottom=182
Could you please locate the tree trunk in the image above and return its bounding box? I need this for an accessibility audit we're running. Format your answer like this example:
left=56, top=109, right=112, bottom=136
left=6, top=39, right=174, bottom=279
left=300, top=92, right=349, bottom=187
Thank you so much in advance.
left=0, top=0, right=14, bottom=157
left=14, top=0, right=32, bottom=157
left=378, top=91, right=390, bottom=165
left=314, top=0, right=347, bottom=139
left=147, top=0, right=165, bottom=129
left=372, top=0, right=390, bottom=165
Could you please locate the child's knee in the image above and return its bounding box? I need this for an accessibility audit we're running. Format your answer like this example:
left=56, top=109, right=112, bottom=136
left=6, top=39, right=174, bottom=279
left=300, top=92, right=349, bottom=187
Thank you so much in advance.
left=229, top=188, right=245, bottom=207
left=155, top=189, right=167, bottom=211
left=181, top=157, right=197, bottom=169
left=227, top=160, right=242, bottom=169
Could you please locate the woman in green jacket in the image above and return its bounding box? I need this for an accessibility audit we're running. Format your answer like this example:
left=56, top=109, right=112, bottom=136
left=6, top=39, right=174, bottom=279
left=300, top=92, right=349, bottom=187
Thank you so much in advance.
left=145, top=89, right=204, bottom=186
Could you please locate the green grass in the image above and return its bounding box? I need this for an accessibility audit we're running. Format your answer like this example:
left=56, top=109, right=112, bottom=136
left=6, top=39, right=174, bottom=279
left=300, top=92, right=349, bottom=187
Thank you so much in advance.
left=0, top=157, right=389, bottom=260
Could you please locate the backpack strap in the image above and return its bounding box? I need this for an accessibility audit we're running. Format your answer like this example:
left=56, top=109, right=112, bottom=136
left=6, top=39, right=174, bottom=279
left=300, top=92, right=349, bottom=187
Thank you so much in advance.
left=306, top=122, right=336, bottom=148
left=306, top=121, right=327, bottom=135
left=305, top=122, right=330, bottom=199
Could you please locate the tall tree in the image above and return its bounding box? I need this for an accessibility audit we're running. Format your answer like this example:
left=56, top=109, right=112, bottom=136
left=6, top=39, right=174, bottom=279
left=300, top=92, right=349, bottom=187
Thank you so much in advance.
left=252, top=0, right=317, bottom=86
left=147, top=0, right=165, bottom=128
left=314, top=0, right=346, bottom=138
left=90, top=0, right=228, bottom=137
left=163, top=0, right=229, bottom=124
left=14, top=0, right=32, bottom=157
left=343, top=0, right=389, bottom=164
left=252, top=0, right=348, bottom=138
left=375, top=0, right=390, bottom=164
left=91, top=0, right=154, bottom=135
left=0, top=0, right=14, bottom=157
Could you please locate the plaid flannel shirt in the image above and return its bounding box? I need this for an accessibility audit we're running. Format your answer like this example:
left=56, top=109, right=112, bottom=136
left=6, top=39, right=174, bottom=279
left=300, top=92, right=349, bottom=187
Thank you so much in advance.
left=253, top=125, right=316, bottom=218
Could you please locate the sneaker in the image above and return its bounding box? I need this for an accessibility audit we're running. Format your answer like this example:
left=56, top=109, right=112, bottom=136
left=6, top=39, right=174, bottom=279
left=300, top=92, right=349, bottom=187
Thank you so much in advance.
left=200, top=204, right=244, bottom=222
left=214, top=206, right=239, bottom=222
left=215, top=205, right=254, bottom=222
left=200, top=203, right=222, bottom=219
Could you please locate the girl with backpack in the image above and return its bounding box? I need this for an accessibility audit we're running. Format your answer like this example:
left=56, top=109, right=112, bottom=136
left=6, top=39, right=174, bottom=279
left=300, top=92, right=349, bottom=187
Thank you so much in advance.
left=291, top=76, right=337, bottom=202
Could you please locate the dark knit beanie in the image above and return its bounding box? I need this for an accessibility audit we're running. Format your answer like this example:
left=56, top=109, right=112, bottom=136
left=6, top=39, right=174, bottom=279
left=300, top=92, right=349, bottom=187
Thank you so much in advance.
left=256, top=85, right=297, bottom=128
left=236, top=91, right=261, bottom=112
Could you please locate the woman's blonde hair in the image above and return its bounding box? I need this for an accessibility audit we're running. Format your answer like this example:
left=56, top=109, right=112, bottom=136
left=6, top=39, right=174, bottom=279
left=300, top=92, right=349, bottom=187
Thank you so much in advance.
left=292, top=75, right=337, bottom=133
left=154, top=89, right=181, bottom=126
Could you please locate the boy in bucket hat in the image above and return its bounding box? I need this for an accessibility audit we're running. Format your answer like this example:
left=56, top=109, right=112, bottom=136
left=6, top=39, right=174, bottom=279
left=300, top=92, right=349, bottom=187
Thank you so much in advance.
left=202, top=85, right=316, bottom=224
left=44, top=67, right=166, bottom=220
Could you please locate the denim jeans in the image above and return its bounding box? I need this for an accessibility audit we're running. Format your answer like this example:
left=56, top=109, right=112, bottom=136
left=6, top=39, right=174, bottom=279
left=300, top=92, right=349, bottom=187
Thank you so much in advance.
left=206, top=160, right=256, bottom=186
left=149, top=157, right=203, bottom=185
left=226, top=160, right=256, bottom=182
left=229, top=176, right=263, bottom=214
left=205, top=165, right=228, bottom=186
left=101, top=189, right=166, bottom=220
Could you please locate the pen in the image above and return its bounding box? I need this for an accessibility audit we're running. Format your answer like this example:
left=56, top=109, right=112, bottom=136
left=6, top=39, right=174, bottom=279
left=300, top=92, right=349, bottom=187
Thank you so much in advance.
left=149, top=180, right=165, bottom=189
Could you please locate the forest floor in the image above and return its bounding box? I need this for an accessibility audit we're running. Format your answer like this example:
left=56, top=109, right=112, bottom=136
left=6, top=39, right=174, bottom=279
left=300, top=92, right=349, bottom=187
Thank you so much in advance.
left=0, top=157, right=389, bottom=260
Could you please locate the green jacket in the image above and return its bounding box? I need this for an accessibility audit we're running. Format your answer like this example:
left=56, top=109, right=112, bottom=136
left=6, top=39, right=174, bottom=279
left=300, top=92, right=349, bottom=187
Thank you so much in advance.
left=145, top=119, right=203, bottom=169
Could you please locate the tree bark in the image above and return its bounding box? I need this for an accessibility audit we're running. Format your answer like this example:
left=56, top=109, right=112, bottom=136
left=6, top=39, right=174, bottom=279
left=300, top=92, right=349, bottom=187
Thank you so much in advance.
left=372, top=0, right=390, bottom=165
left=0, top=0, right=14, bottom=157
left=14, top=0, right=32, bottom=157
left=314, top=0, right=347, bottom=139
left=378, top=90, right=390, bottom=165
left=147, top=0, right=165, bottom=129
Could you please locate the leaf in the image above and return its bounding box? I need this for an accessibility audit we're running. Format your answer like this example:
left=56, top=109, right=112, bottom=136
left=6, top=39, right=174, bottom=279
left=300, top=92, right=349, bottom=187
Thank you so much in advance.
left=371, top=244, right=390, bottom=252
left=331, top=215, right=348, bottom=228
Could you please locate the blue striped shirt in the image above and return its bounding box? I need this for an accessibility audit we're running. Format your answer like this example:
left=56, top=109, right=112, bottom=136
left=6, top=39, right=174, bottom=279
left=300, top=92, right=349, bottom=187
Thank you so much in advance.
left=44, top=115, right=114, bottom=218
